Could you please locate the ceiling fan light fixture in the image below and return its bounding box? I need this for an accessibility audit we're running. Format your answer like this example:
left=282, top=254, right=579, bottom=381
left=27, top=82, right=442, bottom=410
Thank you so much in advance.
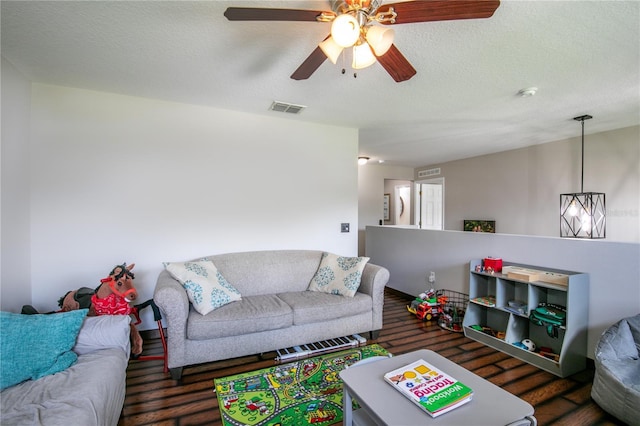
left=365, top=25, right=394, bottom=56
left=331, top=13, right=360, bottom=47
left=225, top=1, right=500, bottom=83
left=318, top=37, right=343, bottom=64
left=352, top=42, right=376, bottom=69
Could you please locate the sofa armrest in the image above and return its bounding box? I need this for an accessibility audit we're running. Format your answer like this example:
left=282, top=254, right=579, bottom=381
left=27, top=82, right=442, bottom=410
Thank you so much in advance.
left=358, top=263, right=390, bottom=331
left=358, top=263, right=389, bottom=296
left=153, top=270, right=189, bottom=369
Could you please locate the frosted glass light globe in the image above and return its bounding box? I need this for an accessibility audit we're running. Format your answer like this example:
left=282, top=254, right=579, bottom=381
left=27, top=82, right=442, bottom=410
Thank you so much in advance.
left=352, top=43, right=376, bottom=69
left=331, top=14, right=360, bottom=47
left=365, top=26, right=395, bottom=56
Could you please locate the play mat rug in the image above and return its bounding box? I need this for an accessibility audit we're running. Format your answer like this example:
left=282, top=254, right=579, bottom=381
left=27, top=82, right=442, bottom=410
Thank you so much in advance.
left=214, top=344, right=390, bottom=426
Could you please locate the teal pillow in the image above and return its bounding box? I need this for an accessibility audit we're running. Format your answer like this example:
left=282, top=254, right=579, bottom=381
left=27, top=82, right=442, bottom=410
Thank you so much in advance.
left=0, top=309, right=88, bottom=390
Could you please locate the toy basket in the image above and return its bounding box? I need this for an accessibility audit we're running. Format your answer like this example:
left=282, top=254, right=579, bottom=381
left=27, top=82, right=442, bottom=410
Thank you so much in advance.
left=436, top=289, right=469, bottom=333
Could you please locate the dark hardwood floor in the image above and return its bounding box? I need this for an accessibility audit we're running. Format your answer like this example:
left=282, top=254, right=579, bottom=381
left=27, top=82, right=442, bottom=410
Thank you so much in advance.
left=119, top=289, right=623, bottom=426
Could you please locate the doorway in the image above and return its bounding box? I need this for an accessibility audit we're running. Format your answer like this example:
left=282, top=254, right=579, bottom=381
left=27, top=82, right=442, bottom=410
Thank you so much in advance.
left=383, top=179, right=414, bottom=225
left=416, top=178, right=444, bottom=230
left=394, top=185, right=412, bottom=225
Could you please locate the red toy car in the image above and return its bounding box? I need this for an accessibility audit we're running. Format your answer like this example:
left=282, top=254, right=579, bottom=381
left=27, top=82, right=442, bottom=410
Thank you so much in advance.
left=415, top=301, right=443, bottom=321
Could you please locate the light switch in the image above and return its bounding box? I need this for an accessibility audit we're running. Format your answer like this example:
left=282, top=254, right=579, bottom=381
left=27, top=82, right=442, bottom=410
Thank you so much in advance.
left=341, top=223, right=350, bottom=233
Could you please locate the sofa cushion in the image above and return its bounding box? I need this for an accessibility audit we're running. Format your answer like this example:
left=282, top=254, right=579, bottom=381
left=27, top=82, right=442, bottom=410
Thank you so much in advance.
left=307, top=252, right=370, bottom=297
left=0, top=309, right=88, bottom=390
left=164, top=260, right=241, bottom=315
left=187, top=294, right=293, bottom=340
left=205, top=250, right=323, bottom=296
left=277, top=291, right=372, bottom=326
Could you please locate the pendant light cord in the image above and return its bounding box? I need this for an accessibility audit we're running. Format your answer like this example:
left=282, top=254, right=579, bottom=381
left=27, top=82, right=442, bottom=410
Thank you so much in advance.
left=580, top=118, right=584, bottom=193
left=574, top=114, right=592, bottom=193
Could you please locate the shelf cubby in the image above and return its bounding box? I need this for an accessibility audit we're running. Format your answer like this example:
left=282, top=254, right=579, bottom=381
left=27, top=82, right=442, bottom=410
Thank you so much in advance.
left=464, top=260, right=588, bottom=377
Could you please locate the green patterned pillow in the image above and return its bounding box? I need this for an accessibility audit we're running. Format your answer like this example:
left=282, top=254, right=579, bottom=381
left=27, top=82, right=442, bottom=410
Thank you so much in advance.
left=308, top=252, right=370, bottom=297
left=0, top=309, right=88, bottom=390
left=164, top=260, right=241, bottom=315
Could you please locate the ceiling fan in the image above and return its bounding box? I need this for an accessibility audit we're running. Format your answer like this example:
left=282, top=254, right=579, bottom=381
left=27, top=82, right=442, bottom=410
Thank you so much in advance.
left=224, top=0, right=500, bottom=82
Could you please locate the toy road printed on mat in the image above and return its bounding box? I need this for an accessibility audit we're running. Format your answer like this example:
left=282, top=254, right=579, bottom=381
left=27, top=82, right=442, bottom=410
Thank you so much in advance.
left=214, top=344, right=389, bottom=426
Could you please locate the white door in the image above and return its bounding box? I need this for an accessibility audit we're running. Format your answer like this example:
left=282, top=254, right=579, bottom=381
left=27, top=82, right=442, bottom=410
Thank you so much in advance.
left=416, top=178, right=444, bottom=230
left=395, top=185, right=411, bottom=225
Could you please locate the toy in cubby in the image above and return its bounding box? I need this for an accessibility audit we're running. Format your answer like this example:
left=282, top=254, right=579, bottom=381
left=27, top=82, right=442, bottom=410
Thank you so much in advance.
left=511, top=338, right=560, bottom=361
left=514, top=338, right=536, bottom=351
left=470, top=324, right=505, bottom=340
left=538, top=346, right=560, bottom=362
left=521, top=339, right=536, bottom=351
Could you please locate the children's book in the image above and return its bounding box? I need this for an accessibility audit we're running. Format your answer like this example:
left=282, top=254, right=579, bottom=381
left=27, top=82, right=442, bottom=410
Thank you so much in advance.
left=383, top=359, right=473, bottom=417
left=471, top=295, right=496, bottom=307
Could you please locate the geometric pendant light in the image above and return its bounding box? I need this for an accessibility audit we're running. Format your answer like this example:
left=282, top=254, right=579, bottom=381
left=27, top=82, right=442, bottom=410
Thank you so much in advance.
left=560, top=115, right=606, bottom=238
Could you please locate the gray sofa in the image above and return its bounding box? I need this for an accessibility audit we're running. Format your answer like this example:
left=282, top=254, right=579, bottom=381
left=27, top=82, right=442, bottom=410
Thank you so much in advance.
left=154, top=250, right=389, bottom=380
left=0, top=315, right=130, bottom=426
left=591, top=314, right=640, bottom=426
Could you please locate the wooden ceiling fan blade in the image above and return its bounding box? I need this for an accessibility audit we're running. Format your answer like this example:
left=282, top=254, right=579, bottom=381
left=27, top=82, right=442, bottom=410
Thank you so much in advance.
left=377, top=0, right=500, bottom=24
left=291, top=46, right=328, bottom=80
left=376, top=44, right=416, bottom=82
left=224, top=7, right=329, bottom=22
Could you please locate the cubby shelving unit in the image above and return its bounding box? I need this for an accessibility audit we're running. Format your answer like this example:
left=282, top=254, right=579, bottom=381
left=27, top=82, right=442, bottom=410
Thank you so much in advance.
left=463, top=260, right=589, bottom=377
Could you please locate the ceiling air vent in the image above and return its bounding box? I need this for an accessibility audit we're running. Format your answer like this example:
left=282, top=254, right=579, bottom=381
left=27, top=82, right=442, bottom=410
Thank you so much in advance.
left=269, top=101, right=306, bottom=115
left=417, top=167, right=441, bottom=178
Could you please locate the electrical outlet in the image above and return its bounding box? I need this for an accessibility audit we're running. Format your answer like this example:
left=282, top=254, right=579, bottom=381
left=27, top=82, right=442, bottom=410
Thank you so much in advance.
left=341, top=223, right=350, bottom=233
left=428, top=271, right=436, bottom=283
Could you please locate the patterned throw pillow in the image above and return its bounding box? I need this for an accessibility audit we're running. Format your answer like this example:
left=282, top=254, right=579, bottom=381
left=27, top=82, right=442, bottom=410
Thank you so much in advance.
left=308, top=252, right=370, bottom=297
left=164, top=260, right=241, bottom=315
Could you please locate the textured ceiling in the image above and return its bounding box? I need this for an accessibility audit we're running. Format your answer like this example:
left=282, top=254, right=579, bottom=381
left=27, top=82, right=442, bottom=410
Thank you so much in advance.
left=2, top=0, right=639, bottom=167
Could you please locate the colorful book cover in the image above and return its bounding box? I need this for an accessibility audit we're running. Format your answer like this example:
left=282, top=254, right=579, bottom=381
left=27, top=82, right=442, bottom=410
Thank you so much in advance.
left=471, top=295, right=496, bottom=307
left=383, top=359, right=473, bottom=417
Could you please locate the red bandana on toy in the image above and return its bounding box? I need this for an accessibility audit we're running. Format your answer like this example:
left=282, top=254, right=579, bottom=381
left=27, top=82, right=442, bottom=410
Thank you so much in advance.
left=91, top=292, right=133, bottom=316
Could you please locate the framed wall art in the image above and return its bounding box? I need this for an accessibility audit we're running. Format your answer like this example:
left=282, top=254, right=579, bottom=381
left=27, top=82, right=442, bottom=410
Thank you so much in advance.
left=464, top=220, right=496, bottom=233
left=383, top=194, right=390, bottom=221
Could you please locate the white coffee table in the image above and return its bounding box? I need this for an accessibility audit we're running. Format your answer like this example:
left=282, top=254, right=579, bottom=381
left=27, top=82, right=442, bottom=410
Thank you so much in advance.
left=340, top=349, right=537, bottom=425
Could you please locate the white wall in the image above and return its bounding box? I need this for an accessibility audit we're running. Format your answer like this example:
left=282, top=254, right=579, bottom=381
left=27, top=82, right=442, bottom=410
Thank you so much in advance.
left=1, top=57, right=32, bottom=311
left=417, top=126, right=640, bottom=242
left=357, top=163, right=414, bottom=256
left=2, top=82, right=360, bottom=322
left=366, top=226, right=640, bottom=359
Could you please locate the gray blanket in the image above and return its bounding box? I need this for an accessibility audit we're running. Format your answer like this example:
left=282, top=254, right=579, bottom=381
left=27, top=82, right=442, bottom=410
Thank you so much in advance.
left=0, top=347, right=128, bottom=426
